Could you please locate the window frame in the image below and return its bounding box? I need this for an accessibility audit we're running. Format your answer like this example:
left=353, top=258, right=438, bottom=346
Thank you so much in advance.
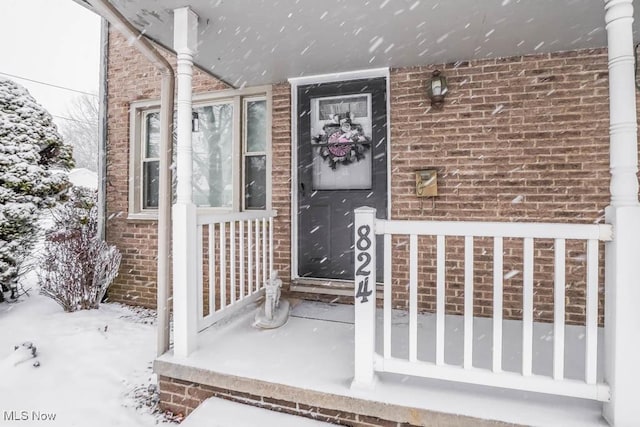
left=127, top=85, right=272, bottom=220
left=141, top=108, right=161, bottom=211
left=191, top=98, right=237, bottom=211
left=242, top=96, right=271, bottom=211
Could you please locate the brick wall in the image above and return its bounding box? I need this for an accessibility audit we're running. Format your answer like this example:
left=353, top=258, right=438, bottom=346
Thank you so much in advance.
left=389, top=49, right=609, bottom=222
left=271, top=84, right=293, bottom=287
left=387, top=49, right=610, bottom=324
left=107, top=31, right=611, bottom=324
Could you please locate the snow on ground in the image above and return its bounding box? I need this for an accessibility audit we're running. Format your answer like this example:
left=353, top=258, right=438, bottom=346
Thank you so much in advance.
left=68, top=168, right=98, bottom=189
left=182, top=398, right=333, bottom=427
left=0, top=272, right=168, bottom=427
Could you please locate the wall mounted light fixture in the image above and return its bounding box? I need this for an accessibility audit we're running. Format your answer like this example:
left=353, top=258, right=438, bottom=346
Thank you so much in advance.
left=427, top=70, right=448, bottom=109
left=192, top=111, right=200, bottom=132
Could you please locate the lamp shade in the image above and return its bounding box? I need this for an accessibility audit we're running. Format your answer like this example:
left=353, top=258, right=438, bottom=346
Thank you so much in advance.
left=427, top=70, right=447, bottom=109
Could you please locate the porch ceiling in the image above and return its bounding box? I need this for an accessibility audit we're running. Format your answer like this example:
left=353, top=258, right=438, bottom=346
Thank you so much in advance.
left=100, top=0, right=635, bottom=87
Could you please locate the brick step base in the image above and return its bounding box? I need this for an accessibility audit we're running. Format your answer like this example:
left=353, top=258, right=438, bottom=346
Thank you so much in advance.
left=157, top=369, right=513, bottom=427
left=181, top=397, right=335, bottom=426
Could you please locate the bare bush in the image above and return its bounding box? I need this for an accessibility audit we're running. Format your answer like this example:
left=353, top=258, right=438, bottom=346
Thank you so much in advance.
left=39, top=187, right=121, bottom=312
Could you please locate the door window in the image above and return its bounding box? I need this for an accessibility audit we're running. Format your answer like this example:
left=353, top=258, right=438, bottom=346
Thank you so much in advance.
left=310, top=94, right=372, bottom=190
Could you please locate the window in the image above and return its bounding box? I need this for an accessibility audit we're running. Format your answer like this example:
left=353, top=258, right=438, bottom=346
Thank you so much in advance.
left=142, top=111, right=160, bottom=210
left=128, top=87, right=271, bottom=218
left=243, top=98, right=267, bottom=210
left=192, top=102, right=234, bottom=208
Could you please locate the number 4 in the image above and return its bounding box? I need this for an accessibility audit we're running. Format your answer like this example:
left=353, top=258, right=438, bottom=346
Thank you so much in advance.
left=356, top=277, right=372, bottom=303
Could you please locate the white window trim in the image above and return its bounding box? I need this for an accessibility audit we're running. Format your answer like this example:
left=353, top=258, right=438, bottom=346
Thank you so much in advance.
left=129, top=98, right=161, bottom=220
left=192, top=98, right=237, bottom=212
left=127, top=85, right=272, bottom=220
left=242, top=95, right=272, bottom=211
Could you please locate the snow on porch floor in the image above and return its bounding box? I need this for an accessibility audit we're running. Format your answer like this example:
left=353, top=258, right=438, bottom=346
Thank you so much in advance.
left=158, top=300, right=607, bottom=427
left=181, top=397, right=334, bottom=427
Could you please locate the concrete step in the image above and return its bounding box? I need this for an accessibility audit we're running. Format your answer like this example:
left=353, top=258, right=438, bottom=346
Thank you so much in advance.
left=181, top=397, right=334, bottom=427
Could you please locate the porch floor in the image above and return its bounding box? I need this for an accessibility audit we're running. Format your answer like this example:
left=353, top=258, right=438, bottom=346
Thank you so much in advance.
left=155, top=300, right=607, bottom=426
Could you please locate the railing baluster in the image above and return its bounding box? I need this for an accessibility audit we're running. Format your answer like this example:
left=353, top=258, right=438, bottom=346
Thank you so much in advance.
left=384, top=233, right=392, bottom=359
left=463, top=235, right=473, bottom=369
left=436, top=235, right=445, bottom=366
left=239, top=220, right=245, bottom=300
left=409, top=234, right=418, bottom=363
left=493, top=237, right=503, bottom=373
left=255, top=219, right=260, bottom=292
left=554, top=238, right=566, bottom=380
left=269, top=216, right=274, bottom=276
left=230, top=221, right=236, bottom=304
left=262, top=218, right=267, bottom=287
left=585, top=239, right=598, bottom=384
left=248, top=220, right=253, bottom=295
left=196, top=224, right=204, bottom=321
left=220, top=222, right=227, bottom=309
left=522, top=237, right=534, bottom=376
left=209, top=224, right=216, bottom=313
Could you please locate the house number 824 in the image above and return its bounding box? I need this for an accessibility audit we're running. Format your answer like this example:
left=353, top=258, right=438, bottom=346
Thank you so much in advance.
left=355, top=225, right=373, bottom=303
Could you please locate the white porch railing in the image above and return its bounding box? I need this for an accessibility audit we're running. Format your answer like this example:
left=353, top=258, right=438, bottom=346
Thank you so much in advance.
left=196, top=210, right=276, bottom=331
left=352, top=207, right=613, bottom=401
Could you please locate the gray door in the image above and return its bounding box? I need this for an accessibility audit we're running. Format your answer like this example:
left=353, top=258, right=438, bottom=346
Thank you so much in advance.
left=297, top=78, right=387, bottom=280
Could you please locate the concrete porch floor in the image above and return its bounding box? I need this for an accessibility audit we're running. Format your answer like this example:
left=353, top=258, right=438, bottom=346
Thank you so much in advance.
left=155, top=300, right=607, bottom=426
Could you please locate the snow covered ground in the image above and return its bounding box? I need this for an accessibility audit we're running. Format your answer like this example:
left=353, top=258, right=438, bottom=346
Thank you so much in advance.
left=0, top=167, right=167, bottom=427
left=182, top=398, right=332, bottom=427
left=0, top=272, right=168, bottom=427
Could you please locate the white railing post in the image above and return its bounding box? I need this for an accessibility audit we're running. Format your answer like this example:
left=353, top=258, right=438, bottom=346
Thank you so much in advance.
left=351, top=207, right=377, bottom=389
left=172, top=7, right=199, bottom=358
left=603, top=0, right=640, bottom=424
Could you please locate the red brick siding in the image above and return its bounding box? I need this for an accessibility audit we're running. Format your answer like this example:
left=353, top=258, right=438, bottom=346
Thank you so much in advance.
left=271, top=83, right=292, bottom=288
left=388, top=49, right=610, bottom=324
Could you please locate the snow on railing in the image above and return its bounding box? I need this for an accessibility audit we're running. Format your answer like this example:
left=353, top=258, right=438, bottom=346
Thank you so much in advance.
left=352, top=207, right=612, bottom=401
left=196, top=210, right=276, bottom=331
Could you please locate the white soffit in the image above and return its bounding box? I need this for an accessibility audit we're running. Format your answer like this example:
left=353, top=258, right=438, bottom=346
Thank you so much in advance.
left=105, top=0, right=637, bottom=87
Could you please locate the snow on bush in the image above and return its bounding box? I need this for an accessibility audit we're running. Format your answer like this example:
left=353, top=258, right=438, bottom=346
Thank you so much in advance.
left=0, top=79, right=73, bottom=302
left=39, top=187, right=121, bottom=312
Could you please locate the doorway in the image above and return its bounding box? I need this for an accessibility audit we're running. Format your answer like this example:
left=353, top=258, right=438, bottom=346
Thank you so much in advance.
left=296, top=77, right=387, bottom=281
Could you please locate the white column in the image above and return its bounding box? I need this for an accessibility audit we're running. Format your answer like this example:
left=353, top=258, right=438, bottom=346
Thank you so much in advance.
left=606, top=0, right=639, bottom=207
left=603, top=1, right=640, bottom=425
left=351, top=207, right=378, bottom=389
left=172, top=7, right=199, bottom=358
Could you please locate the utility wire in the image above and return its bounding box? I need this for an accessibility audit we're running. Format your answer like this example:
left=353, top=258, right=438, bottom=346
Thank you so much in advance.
left=51, top=114, right=97, bottom=126
left=0, top=71, right=98, bottom=97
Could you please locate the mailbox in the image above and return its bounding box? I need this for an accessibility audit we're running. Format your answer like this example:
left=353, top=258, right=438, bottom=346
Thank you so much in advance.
left=416, top=170, right=437, bottom=197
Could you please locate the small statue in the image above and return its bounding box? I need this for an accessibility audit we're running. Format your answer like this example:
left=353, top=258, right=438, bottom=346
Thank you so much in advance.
left=254, top=270, right=290, bottom=329
left=264, top=270, right=282, bottom=321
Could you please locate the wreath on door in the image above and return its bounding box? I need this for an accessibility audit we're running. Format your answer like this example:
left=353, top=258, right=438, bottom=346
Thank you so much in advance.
left=312, top=113, right=371, bottom=170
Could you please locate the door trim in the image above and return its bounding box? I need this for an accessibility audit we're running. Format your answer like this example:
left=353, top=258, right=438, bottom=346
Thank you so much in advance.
left=288, top=68, right=392, bottom=282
